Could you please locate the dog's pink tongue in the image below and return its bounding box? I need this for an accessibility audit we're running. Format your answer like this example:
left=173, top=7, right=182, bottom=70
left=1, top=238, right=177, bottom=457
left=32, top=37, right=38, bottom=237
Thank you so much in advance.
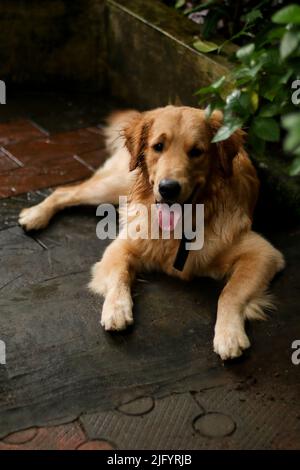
left=157, top=203, right=182, bottom=231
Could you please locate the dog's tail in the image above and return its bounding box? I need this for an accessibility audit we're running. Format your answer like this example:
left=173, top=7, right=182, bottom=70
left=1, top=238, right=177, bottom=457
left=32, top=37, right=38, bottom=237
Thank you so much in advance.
left=244, top=292, right=276, bottom=321
left=104, top=110, right=140, bottom=155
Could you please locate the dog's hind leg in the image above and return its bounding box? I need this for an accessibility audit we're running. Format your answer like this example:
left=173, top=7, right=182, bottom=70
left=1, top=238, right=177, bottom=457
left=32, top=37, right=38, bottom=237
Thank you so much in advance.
left=19, top=150, right=134, bottom=231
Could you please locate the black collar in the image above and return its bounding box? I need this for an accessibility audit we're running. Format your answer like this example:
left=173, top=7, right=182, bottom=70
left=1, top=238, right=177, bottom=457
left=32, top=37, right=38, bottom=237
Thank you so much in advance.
left=173, top=235, right=190, bottom=271
left=173, top=185, right=200, bottom=272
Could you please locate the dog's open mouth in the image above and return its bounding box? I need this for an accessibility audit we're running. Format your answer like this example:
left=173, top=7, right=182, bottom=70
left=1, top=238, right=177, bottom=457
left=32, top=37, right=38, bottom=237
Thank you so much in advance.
left=156, top=202, right=182, bottom=231
left=156, top=185, right=199, bottom=232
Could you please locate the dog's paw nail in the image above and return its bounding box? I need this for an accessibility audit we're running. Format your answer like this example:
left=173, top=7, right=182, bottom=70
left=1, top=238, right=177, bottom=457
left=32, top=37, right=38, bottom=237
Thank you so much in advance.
left=18, top=207, right=49, bottom=231
left=101, top=298, right=133, bottom=331
left=213, top=327, right=250, bottom=361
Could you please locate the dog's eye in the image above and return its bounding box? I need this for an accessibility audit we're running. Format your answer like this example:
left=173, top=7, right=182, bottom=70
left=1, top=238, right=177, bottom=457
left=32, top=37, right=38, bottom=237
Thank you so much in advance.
left=188, top=147, right=203, bottom=158
left=153, top=143, right=164, bottom=153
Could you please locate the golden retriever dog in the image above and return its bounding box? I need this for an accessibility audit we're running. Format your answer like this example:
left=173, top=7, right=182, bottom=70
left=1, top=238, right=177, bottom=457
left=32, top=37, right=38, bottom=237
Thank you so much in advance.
left=19, top=106, right=285, bottom=360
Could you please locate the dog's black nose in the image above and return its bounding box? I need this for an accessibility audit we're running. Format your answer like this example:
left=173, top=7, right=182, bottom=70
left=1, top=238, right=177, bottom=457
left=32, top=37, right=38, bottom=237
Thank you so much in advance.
left=158, top=179, right=181, bottom=201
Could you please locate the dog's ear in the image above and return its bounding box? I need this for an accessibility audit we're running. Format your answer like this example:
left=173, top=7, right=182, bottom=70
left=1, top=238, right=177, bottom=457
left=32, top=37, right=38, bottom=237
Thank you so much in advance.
left=124, top=114, right=153, bottom=171
left=209, top=110, right=246, bottom=178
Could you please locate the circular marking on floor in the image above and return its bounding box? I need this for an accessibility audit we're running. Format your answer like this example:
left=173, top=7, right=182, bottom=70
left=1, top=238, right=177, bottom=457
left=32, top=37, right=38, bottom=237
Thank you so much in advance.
left=77, top=440, right=115, bottom=450
left=193, top=412, right=236, bottom=437
left=3, top=427, right=39, bottom=445
left=117, top=396, right=155, bottom=416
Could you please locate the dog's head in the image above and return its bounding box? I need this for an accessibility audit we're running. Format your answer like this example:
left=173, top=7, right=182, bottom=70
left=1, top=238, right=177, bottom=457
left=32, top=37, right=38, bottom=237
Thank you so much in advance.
left=124, top=105, right=245, bottom=204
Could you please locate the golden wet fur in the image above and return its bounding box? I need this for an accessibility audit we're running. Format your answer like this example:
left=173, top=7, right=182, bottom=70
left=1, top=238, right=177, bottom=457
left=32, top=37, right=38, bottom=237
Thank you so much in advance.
left=19, top=106, right=285, bottom=360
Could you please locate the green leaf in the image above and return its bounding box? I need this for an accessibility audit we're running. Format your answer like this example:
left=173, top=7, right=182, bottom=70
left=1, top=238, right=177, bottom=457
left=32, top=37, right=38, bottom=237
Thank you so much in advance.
left=212, top=125, right=237, bottom=143
left=272, top=5, right=300, bottom=25
left=252, top=117, right=280, bottom=142
left=193, top=39, right=219, bottom=53
left=289, top=157, right=300, bottom=176
left=233, top=63, right=263, bottom=81
left=280, top=31, right=300, bottom=60
left=175, top=0, right=185, bottom=8
left=204, top=76, right=226, bottom=91
left=260, top=75, right=285, bottom=101
left=244, top=9, right=263, bottom=24
left=236, top=43, right=255, bottom=61
left=195, top=76, right=226, bottom=96
left=248, top=131, right=266, bottom=156
left=205, top=103, right=214, bottom=118
left=251, top=91, right=259, bottom=112
left=259, top=103, right=282, bottom=118
left=280, top=69, right=294, bottom=85
left=222, top=90, right=252, bottom=122
left=267, top=26, right=286, bottom=40
left=282, top=113, right=300, bottom=129
left=226, top=89, right=242, bottom=107
left=282, top=113, right=300, bottom=152
left=219, top=80, right=236, bottom=100
left=212, top=118, right=244, bottom=143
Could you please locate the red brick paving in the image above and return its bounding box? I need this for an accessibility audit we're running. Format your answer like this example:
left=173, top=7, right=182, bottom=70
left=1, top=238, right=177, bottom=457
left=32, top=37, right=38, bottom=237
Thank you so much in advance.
left=0, top=150, right=20, bottom=174
left=41, top=127, right=105, bottom=156
left=0, top=421, right=114, bottom=450
left=75, top=148, right=108, bottom=171
left=0, top=120, right=47, bottom=146
left=0, top=157, right=92, bottom=198
left=0, top=121, right=107, bottom=198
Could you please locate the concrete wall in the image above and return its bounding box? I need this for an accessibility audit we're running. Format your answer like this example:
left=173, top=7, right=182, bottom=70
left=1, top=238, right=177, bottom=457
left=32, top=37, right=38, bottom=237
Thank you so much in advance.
left=0, top=0, right=230, bottom=101
left=106, top=0, right=230, bottom=109
left=0, top=0, right=107, bottom=89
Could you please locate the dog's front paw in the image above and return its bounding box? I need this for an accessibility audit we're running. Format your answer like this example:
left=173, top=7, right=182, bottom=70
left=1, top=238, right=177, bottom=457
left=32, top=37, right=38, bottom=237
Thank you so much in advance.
left=19, top=205, right=50, bottom=231
left=101, top=295, right=133, bottom=331
left=213, top=325, right=250, bottom=360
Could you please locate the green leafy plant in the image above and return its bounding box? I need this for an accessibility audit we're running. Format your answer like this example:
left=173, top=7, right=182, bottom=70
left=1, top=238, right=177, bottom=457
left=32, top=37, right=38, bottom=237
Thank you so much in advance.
left=164, top=1, right=300, bottom=174
left=171, top=0, right=285, bottom=44
left=193, top=3, right=300, bottom=175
